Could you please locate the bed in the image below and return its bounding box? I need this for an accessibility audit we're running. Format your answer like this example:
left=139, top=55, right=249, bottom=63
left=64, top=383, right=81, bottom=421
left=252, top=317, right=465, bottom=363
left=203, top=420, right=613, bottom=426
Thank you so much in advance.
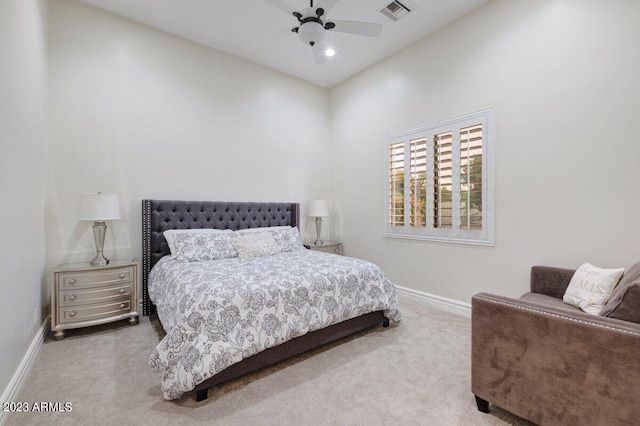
left=142, top=199, right=400, bottom=401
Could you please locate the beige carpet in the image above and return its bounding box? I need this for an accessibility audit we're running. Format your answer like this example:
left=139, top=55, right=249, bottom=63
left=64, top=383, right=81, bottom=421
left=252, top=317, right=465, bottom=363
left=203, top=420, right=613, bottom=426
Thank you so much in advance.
left=7, top=295, right=532, bottom=426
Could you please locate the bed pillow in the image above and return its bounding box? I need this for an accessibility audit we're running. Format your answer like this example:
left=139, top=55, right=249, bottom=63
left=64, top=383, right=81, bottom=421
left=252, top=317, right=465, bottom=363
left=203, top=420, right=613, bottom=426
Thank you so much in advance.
left=562, top=263, right=624, bottom=315
left=168, top=231, right=237, bottom=261
left=235, top=227, right=305, bottom=253
left=232, top=232, right=281, bottom=259
left=235, top=225, right=292, bottom=234
left=163, top=229, right=232, bottom=259
left=287, top=227, right=306, bottom=251
left=271, top=227, right=305, bottom=252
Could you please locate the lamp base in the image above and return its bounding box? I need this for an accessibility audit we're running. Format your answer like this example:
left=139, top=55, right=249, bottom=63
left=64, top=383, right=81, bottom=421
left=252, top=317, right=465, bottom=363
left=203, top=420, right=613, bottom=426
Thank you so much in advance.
left=91, top=221, right=110, bottom=267
left=314, top=217, right=324, bottom=245
left=90, top=255, right=110, bottom=267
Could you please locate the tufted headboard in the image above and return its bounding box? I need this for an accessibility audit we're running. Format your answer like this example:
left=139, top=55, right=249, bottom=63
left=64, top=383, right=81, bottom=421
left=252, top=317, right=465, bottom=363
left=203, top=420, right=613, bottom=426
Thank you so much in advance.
left=141, top=199, right=300, bottom=316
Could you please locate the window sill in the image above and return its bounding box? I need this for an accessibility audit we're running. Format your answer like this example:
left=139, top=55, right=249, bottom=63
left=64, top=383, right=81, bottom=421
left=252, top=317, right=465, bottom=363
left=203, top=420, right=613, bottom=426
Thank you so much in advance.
left=383, top=232, right=494, bottom=247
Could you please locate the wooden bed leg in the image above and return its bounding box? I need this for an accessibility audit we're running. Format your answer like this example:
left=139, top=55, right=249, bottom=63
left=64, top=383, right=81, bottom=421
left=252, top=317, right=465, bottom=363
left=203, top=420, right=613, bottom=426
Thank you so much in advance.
left=382, top=317, right=390, bottom=328
left=195, top=389, right=208, bottom=402
left=475, top=395, right=490, bottom=413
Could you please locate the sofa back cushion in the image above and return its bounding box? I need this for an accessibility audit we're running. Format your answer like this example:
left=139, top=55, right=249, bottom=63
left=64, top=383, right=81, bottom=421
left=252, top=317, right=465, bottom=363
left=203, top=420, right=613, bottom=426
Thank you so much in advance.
left=599, top=261, right=640, bottom=323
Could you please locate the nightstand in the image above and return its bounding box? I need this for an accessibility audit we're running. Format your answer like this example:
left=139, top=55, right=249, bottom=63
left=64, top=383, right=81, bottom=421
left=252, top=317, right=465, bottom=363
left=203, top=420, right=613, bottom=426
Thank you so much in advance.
left=51, top=260, right=139, bottom=340
left=304, top=241, right=343, bottom=255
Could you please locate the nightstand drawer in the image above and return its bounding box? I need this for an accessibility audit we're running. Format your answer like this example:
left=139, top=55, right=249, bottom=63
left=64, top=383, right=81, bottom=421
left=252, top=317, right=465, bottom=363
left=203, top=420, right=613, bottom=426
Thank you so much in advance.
left=60, top=283, right=132, bottom=306
left=59, top=299, right=131, bottom=324
left=59, top=266, right=134, bottom=290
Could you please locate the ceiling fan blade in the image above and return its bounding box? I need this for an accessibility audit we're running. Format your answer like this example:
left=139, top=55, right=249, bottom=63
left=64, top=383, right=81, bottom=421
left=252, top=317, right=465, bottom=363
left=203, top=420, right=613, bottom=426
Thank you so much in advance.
left=328, top=20, right=382, bottom=37
left=262, top=0, right=299, bottom=16
left=318, top=0, right=339, bottom=14
left=312, top=42, right=328, bottom=65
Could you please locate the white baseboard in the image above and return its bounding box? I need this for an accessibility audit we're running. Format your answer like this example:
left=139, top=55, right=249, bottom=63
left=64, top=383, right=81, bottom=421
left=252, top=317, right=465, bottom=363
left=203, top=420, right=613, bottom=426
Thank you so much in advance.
left=0, top=316, right=49, bottom=426
left=395, top=285, right=471, bottom=318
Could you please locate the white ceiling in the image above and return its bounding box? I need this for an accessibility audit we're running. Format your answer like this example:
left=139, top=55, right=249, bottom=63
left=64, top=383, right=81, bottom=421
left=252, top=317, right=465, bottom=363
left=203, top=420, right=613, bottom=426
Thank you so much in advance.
left=79, top=0, right=490, bottom=88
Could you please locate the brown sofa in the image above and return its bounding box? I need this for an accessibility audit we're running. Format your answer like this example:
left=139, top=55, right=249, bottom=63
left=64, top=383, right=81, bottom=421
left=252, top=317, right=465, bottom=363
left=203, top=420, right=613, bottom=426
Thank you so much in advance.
left=472, top=264, right=640, bottom=426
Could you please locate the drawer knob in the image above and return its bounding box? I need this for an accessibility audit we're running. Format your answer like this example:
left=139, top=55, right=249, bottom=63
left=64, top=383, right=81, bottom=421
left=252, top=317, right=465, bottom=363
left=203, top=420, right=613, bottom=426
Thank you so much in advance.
left=119, top=303, right=126, bottom=309
left=119, top=288, right=125, bottom=294
left=119, top=273, right=126, bottom=279
left=69, top=311, right=77, bottom=317
left=69, top=279, right=76, bottom=285
left=69, top=295, right=76, bottom=301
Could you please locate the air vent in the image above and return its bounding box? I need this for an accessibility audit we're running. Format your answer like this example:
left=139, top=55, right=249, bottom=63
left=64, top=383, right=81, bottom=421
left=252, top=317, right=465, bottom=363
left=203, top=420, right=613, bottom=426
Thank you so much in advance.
left=379, top=0, right=416, bottom=22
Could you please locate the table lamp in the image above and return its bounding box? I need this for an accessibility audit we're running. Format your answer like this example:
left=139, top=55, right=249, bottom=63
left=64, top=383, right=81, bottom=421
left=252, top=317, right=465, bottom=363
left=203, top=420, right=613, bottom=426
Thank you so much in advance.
left=308, top=199, right=329, bottom=245
left=78, top=193, right=120, bottom=266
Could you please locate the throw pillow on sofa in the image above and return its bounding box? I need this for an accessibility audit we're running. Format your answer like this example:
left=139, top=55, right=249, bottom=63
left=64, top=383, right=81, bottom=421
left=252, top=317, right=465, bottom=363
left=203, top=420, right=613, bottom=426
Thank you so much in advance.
left=563, top=263, right=624, bottom=315
left=599, top=260, right=640, bottom=323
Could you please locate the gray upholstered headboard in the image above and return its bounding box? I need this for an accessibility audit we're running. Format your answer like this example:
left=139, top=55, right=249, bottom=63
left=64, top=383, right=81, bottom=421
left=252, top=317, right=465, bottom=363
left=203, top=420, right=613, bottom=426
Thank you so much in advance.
left=141, top=199, right=300, bottom=316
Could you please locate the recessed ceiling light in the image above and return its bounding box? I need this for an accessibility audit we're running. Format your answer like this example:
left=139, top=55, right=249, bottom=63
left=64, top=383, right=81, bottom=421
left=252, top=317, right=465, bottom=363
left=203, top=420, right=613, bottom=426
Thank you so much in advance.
left=325, top=48, right=335, bottom=57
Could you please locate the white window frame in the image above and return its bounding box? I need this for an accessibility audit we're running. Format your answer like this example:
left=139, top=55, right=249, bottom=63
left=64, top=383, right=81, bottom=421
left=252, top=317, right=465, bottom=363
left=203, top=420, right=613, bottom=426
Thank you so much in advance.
left=384, top=108, right=494, bottom=246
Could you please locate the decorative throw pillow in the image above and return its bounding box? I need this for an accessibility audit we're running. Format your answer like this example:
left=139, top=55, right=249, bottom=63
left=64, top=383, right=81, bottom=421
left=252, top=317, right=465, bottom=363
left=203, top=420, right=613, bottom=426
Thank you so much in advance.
left=563, top=263, right=624, bottom=315
left=232, top=232, right=281, bottom=259
left=235, top=227, right=305, bottom=253
left=236, top=226, right=292, bottom=234
left=600, top=260, right=640, bottom=321
left=601, top=280, right=640, bottom=323
left=163, top=229, right=232, bottom=259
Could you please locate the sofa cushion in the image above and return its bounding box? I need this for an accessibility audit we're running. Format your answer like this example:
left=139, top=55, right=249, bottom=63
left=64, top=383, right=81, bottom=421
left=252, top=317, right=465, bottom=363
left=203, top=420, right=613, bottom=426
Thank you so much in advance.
left=607, top=282, right=640, bottom=324
left=600, top=260, right=640, bottom=321
left=621, top=260, right=640, bottom=285
left=520, top=292, right=583, bottom=313
left=600, top=262, right=640, bottom=310
left=562, top=263, right=624, bottom=315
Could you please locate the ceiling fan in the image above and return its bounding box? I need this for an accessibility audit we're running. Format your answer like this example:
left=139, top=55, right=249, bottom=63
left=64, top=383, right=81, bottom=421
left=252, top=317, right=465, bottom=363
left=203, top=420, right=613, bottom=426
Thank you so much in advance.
left=262, top=0, right=383, bottom=64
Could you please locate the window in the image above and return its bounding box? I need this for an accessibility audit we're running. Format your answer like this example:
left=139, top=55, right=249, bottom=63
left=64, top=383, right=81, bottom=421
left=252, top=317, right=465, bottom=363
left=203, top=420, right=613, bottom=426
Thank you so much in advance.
left=385, top=108, right=494, bottom=245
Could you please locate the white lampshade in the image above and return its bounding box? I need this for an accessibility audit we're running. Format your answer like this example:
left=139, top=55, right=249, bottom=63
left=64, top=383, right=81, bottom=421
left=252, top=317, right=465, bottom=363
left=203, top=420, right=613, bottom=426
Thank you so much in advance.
left=77, top=193, right=121, bottom=221
left=308, top=199, right=329, bottom=217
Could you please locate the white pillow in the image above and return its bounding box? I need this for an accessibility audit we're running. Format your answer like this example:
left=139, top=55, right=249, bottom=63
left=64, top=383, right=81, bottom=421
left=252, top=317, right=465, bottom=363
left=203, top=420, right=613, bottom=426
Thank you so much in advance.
left=234, top=227, right=305, bottom=253
left=232, top=232, right=281, bottom=259
left=235, top=226, right=292, bottom=234
left=563, top=263, right=624, bottom=315
left=163, top=229, right=232, bottom=259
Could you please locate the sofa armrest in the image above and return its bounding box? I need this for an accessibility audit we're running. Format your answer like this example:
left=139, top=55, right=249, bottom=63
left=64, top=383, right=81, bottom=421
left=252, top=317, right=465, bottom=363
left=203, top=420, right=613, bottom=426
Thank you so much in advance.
left=530, top=265, right=575, bottom=299
left=472, top=292, right=640, bottom=425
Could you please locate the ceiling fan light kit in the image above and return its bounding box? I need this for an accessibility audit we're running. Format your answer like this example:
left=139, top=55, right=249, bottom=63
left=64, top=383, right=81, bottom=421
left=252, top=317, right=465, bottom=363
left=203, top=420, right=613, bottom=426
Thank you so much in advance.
left=296, top=21, right=325, bottom=46
left=264, top=0, right=383, bottom=64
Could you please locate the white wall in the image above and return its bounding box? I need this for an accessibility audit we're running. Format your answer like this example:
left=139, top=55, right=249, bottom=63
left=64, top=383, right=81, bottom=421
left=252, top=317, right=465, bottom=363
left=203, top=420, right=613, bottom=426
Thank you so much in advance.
left=0, top=0, right=48, bottom=397
left=47, top=0, right=330, bottom=273
left=330, top=0, right=640, bottom=302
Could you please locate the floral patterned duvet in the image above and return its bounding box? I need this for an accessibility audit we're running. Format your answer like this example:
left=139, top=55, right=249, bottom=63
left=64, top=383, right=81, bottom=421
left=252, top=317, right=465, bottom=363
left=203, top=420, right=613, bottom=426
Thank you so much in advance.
left=148, top=249, right=401, bottom=399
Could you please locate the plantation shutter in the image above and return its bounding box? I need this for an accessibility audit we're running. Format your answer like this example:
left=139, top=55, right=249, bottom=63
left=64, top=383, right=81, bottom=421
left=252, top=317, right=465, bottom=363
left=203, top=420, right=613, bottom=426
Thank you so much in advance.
left=460, top=124, right=483, bottom=230
left=388, top=142, right=405, bottom=226
left=433, top=132, right=453, bottom=229
left=409, top=138, right=427, bottom=227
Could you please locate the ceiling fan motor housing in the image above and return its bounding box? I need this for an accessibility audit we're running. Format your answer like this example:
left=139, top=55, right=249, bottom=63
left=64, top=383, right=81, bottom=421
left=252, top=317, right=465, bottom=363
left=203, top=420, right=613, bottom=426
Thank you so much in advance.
left=298, top=21, right=325, bottom=46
